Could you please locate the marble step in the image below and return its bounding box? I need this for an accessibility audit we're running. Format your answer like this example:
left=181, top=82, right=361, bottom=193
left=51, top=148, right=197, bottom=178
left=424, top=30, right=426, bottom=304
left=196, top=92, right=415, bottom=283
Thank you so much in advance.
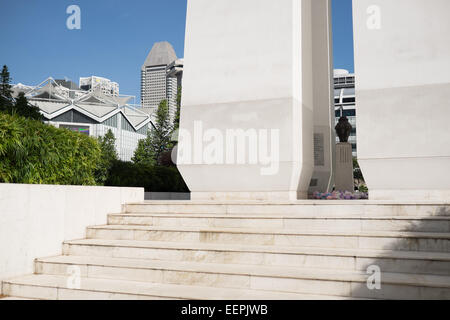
left=108, top=213, right=450, bottom=233
left=62, top=239, right=450, bottom=276
left=86, top=225, right=450, bottom=253
left=1, top=274, right=347, bottom=300
left=0, top=297, right=38, bottom=300
left=35, top=255, right=450, bottom=299
left=124, top=201, right=450, bottom=217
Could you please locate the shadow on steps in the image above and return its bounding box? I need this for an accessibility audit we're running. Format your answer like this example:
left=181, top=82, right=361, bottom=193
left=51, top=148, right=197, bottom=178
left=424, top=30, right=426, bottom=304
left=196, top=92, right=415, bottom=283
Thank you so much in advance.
left=351, top=206, right=450, bottom=300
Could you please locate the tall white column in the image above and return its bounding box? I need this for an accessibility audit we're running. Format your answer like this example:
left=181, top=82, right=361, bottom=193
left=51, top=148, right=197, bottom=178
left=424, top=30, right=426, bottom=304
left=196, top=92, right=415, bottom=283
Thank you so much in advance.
left=353, top=0, right=450, bottom=200
left=178, top=0, right=333, bottom=201
left=309, top=0, right=335, bottom=194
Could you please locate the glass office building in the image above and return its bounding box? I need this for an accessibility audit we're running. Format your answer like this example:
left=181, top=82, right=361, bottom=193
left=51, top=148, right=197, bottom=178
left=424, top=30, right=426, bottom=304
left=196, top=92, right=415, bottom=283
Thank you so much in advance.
left=334, top=69, right=357, bottom=157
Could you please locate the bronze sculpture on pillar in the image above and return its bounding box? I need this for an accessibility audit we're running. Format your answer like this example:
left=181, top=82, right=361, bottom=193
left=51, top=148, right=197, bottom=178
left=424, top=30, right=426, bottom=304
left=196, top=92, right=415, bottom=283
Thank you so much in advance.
left=335, top=116, right=352, bottom=143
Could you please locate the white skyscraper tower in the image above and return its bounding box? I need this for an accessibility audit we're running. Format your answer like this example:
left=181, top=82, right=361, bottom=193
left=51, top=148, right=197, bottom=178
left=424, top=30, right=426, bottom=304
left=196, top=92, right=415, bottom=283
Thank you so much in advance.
left=141, top=42, right=180, bottom=119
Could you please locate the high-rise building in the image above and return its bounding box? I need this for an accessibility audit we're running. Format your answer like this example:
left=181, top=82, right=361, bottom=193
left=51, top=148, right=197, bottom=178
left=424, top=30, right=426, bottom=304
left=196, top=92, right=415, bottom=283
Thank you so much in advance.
left=141, top=42, right=182, bottom=119
left=79, top=76, right=119, bottom=97
left=333, top=69, right=357, bottom=157
left=167, top=58, right=184, bottom=88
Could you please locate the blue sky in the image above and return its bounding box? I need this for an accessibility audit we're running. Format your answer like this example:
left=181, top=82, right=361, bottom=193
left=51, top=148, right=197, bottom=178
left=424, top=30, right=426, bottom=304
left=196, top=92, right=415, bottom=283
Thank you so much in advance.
left=0, top=0, right=354, bottom=99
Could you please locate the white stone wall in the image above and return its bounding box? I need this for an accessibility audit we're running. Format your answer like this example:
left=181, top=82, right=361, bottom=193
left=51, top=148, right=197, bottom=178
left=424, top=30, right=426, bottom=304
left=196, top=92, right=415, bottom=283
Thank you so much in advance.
left=353, top=0, right=450, bottom=200
left=309, top=0, right=335, bottom=194
left=0, top=184, right=144, bottom=282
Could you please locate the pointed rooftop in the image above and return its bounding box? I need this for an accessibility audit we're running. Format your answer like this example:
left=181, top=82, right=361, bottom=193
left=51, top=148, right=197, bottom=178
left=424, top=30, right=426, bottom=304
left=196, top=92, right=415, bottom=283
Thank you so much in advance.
left=142, top=41, right=177, bottom=69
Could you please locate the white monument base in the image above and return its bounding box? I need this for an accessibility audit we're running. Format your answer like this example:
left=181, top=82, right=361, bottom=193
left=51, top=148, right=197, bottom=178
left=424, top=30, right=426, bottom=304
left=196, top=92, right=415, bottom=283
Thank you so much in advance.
left=335, top=143, right=354, bottom=192
left=360, top=157, right=450, bottom=201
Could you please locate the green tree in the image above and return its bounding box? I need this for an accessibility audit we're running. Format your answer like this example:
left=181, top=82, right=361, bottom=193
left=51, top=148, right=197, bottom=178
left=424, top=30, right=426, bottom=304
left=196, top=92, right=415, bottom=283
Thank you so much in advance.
left=14, top=92, right=43, bottom=120
left=0, top=65, right=42, bottom=120
left=95, top=129, right=118, bottom=184
left=173, top=86, right=182, bottom=131
left=0, top=65, right=13, bottom=111
left=132, top=99, right=172, bottom=165
left=132, top=134, right=156, bottom=166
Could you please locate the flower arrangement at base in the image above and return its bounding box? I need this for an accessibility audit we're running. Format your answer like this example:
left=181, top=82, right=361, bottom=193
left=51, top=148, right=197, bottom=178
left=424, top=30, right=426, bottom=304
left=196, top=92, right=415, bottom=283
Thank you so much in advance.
left=311, top=191, right=369, bottom=200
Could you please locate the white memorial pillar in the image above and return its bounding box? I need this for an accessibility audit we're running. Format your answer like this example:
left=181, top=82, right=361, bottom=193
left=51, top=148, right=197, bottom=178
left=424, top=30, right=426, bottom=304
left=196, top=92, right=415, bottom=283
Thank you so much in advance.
left=178, top=0, right=333, bottom=201
left=309, top=0, right=335, bottom=195
left=353, top=0, right=450, bottom=200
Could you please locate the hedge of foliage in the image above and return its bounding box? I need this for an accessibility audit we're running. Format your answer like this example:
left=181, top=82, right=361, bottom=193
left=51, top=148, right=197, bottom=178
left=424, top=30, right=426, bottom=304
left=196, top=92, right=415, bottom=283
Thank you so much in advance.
left=105, top=160, right=189, bottom=193
left=0, top=113, right=101, bottom=185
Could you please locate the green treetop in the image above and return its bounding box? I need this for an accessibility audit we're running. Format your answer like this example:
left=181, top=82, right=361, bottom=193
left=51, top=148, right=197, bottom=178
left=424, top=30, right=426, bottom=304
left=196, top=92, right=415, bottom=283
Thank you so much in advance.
left=95, top=129, right=119, bottom=184
left=0, top=65, right=43, bottom=120
left=173, top=86, right=182, bottom=131
left=0, top=65, right=13, bottom=110
left=132, top=99, right=172, bottom=166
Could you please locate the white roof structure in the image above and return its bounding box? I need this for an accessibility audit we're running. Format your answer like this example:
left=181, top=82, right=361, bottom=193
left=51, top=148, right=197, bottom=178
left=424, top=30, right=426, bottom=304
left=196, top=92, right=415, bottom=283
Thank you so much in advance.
left=12, top=78, right=152, bottom=130
left=11, top=83, right=34, bottom=97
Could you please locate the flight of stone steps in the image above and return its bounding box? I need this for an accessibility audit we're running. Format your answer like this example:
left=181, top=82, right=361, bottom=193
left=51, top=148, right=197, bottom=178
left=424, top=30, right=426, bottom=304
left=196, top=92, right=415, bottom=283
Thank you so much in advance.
left=2, top=201, right=450, bottom=300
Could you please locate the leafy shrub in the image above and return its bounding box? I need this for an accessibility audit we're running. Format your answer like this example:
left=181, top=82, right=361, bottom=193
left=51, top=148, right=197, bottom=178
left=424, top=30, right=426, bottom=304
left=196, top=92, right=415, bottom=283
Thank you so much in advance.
left=105, top=160, right=189, bottom=193
left=358, top=184, right=369, bottom=193
left=95, top=129, right=118, bottom=184
left=0, top=112, right=101, bottom=185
